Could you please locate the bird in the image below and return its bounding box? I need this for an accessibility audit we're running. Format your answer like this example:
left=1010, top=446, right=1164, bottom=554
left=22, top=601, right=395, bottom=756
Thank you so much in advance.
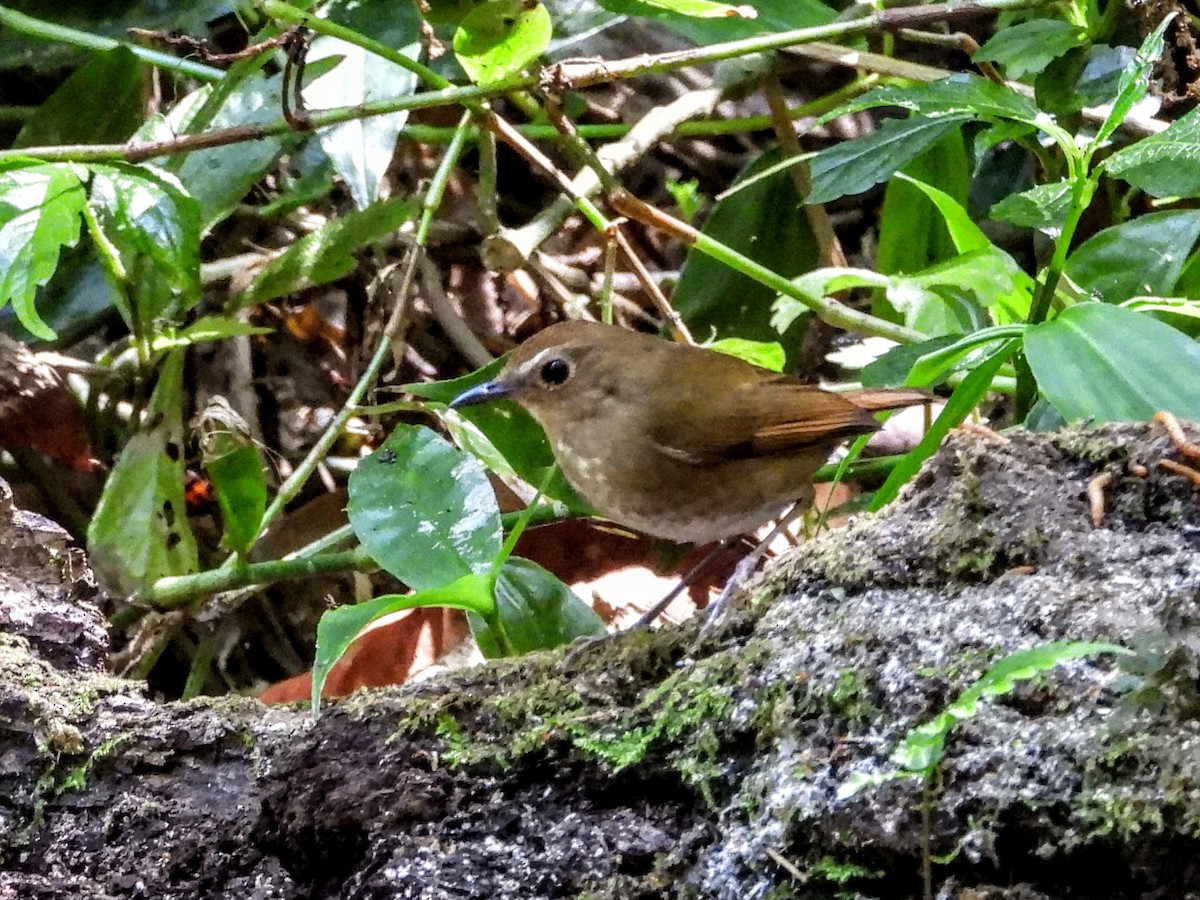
left=450, top=320, right=930, bottom=546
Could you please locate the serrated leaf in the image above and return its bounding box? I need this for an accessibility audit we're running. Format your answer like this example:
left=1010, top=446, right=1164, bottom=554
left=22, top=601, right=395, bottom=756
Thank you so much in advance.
left=1025, top=303, right=1200, bottom=422
left=989, top=181, right=1073, bottom=230
left=808, top=115, right=970, bottom=205
left=348, top=424, right=502, bottom=590
left=973, top=19, right=1087, bottom=79
left=89, top=163, right=202, bottom=325
left=1105, top=106, right=1200, bottom=199
left=87, top=352, right=198, bottom=593
left=1094, top=16, right=1172, bottom=147
left=240, top=198, right=418, bottom=306
left=0, top=162, right=87, bottom=339
left=822, top=75, right=1041, bottom=127
left=454, top=0, right=552, bottom=84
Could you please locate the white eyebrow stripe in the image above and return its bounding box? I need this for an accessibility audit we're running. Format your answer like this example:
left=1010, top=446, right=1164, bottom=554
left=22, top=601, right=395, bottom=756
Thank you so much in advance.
left=513, top=347, right=556, bottom=379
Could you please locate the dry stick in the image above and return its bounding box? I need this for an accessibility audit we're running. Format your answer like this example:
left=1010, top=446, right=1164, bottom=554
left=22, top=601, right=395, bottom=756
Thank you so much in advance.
left=415, top=254, right=493, bottom=368
left=543, top=90, right=698, bottom=343
left=763, top=77, right=847, bottom=270
left=481, top=87, right=724, bottom=274
left=896, top=28, right=1003, bottom=84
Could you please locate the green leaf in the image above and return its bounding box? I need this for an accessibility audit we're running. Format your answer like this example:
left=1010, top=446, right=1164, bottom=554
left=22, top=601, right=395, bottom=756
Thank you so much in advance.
left=876, top=131, right=968, bottom=278
left=972, top=19, right=1087, bottom=79
left=347, top=424, right=503, bottom=590
left=311, top=571, right=497, bottom=713
left=148, top=316, right=274, bottom=352
left=704, top=337, right=785, bottom=371
left=860, top=335, right=959, bottom=387
left=598, top=0, right=833, bottom=43
left=471, top=557, right=605, bottom=657
left=676, top=149, right=816, bottom=358
left=0, top=162, right=87, bottom=339
left=1094, top=16, right=1172, bottom=148
left=989, top=181, right=1073, bottom=230
left=13, top=47, right=144, bottom=148
left=905, top=325, right=1026, bottom=387
left=840, top=640, right=1129, bottom=798
left=1035, top=44, right=1132, bottom=120
left=869, top=340, right=1018, bottom=511
left=240, top=198, right=418, bottom=307
left=808, top=115, right=970, bottom=206
left=196, top=398, right=266, bottom=556
left=410, top=361, right=588, bottom=509
left=89, top=163, right=203, bottom=325
left=304, top=36, right=420, bottom=210
left=87, top=352, right=198, bottom=593
left=894, top=641, right=1129, bottom=774
left=1105, top=106, right=1200, bottom=199
left=454, top=0, right=552, bottom=84
left=1063, top=210, right=1200, bottom=302
left=824, top=75, right=1041, bottom=127
left=1024, top=303, right=1200, bottom=422
left=160, top=70, right=300, bottom=228
left=605, top=0, right=756, bottom=15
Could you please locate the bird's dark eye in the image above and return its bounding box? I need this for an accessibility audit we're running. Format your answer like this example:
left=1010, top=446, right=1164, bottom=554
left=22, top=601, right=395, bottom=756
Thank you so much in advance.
left=539, top=357, right=571, bottom=386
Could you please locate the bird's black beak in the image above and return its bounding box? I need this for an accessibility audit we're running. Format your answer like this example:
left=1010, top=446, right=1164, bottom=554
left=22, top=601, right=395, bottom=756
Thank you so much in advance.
left=449, top=379, right=511, bottom=409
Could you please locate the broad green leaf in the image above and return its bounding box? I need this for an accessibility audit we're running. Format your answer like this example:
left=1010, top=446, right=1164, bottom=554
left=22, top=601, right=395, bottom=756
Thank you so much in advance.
left=973, top=19, right=1088, bottom=79
left=808, top=115, right=970, bottom=205
left=869, top=340, right=1018, bottom=510
left=1105, top=106, right=1200, bottom=198
left=1063, top=210, right=1200, bottom=302
left=677, top=149, right=816, bottom=357
left=347, top=424, right=502, bottom=590
left=13, top=47, right=144, bottom=148
left=1036, top=44, right=1132, bottom=121
left=0, top=162, right=87, bottom=339
left=164, top=70, right=300, bottom=228
left=454, top=0, right=552, bottom=84
left=410, top=361, right=588, bottom=508
left=876, top=131, right=968, bottom=278
left=240, top=198, right=418, bottom=307
left=195, top=398, right=266, bottom=556
left=894, top=174, right=1033, bottom=324
left=89, top=164, right=202, bottom=325
left=989, top=181, right=1073, bottom=230
left=87, top=352, right=198, bottom=593
left=471, top=557, right=605, bottom=657
left=303, top=36, right=419, bottom=210
left=1024, top=303, right=1200, bottom=422
left=311, top=571, right=497, bottom=713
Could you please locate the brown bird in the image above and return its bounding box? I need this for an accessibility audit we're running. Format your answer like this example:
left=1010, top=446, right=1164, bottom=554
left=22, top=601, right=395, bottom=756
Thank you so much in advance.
left=450, top=320, right=930, bottom=546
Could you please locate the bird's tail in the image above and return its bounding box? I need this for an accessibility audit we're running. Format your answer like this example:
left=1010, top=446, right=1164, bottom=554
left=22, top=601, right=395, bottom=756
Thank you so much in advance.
left=844, top=387, right=934, bottom=412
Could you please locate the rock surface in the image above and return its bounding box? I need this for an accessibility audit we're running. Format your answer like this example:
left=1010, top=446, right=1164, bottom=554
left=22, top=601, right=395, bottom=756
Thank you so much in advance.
left=1, top=423, right=1198, bottom=899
